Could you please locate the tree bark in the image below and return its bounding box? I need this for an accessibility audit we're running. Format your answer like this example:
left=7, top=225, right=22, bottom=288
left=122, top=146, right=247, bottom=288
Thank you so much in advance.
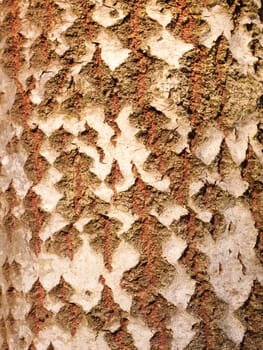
left=0, top=0, right=262, bottom=349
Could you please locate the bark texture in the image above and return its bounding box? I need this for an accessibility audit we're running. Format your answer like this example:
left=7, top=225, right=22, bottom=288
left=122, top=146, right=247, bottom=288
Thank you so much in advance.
left=0, top=0, right=263, bottom=349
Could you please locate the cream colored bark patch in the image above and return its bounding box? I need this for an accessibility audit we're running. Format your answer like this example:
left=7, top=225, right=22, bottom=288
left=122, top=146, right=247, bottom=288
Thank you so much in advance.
left=219, top=169, right=249, bottom=198
left=164, top=264, right=196, bottom=349
left=229, top=21, right=258, bottom=74
left=162, top=235, right=186, bottom=265
left=49, top=3, right=76, bottom=56
left=146, top=0, right=172, bottom=27
left=92, top=1, right=126, bottom=27
left=147, top=30, right=193, bottom=68
left=199, top=203, right=263, bottom=343
left=195, top=127, right=224, bottom=165
left=0, top=69, right=17, bottom=115
left=33, top=167, right=62, bottom=212
left=152, top=204, right=188, bottom=227
left=201, top=5, right=233, bottom=47
left=225, top=121, right=258, bottom=165
left=35, top=325, right=109, bottom=350
left=217, top=310, right=245, bottom=344
left=127, top=317, right=152, bottom=350
left=1, top=152, right=32, bottom=198
left=96, top=30, right=130, bottom=71
left=30, top=70, right=60, bottom=105
left=104, top=241, right=139, bottom=312
left=170, top=311, right=197, bottom=350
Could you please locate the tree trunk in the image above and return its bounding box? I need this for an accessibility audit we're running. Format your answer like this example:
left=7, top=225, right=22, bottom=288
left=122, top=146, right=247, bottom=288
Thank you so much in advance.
left=0, top=0, right=262, bottom=349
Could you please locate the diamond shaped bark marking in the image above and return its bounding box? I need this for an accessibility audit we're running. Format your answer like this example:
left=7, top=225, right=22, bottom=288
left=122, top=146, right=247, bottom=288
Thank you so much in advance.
left=27, top=279, right=52, bottom=335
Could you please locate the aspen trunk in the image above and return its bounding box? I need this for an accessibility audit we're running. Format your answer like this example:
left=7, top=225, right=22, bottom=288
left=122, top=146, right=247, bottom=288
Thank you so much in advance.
left=0, top=1, right=262, bottom=349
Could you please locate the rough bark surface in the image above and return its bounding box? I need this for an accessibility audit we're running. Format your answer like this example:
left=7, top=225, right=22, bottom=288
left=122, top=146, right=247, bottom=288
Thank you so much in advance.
left=0, top=0, right=263, bottom=349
